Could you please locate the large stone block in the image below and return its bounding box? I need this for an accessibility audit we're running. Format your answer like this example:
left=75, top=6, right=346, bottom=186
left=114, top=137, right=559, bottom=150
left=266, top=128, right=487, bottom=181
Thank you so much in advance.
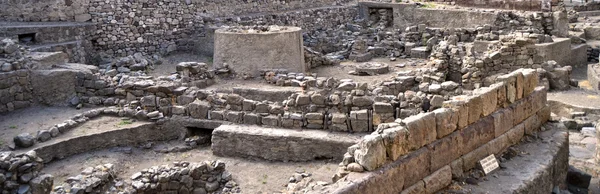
left=444, top=98, right=469, bottom=130
left=475, top=86, right=498, bottom=117
left=491, top=82, right=507, bottom=109
left=497, top=73, right=516, bottom=104
left=424, top=165, right=452, bottom=194
left=400, top=147, right=430, bottom=187
left=511, top=98, right=531, bottom=126
left=31, top=69, right=77, bottom=106
left=400, top=181, right=425, bottom=194
left=493, top=107, right=514, bottom=138
left=466, top=95, right=483, bottom=125
left=434, top=108, right=458, bottom=139
left=523, top=114, right=540, bottom=135
left=537, top=105, right=551, bottom=124
left=530, top=86, right=547, bottom=114
left=404, top=112, right=437, bottom=150
left=428, top=131, right=462, bottom=171
left=355, top=134, right=387, bottom=171
left=506, top=123, right=525, bottom=145
left=188, top=100, right=211, bottom=119
left=382, top=127, right=410, bottom=161
left=487, top=133, right=510, bottom=156
left=461, top=142, right=490, bottom=171
left=520, top=69, right=539, bottom=97
left=461, top=116, right=494, bottom=155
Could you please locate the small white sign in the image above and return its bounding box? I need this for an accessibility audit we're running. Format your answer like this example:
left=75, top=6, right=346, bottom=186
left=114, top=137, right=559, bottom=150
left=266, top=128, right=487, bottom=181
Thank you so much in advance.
left=479, top=154, right=500, bottom=175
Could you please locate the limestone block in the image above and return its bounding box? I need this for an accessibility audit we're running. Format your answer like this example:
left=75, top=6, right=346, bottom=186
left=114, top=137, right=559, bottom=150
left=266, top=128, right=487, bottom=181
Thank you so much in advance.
left=400, top=147, right=430, bottom=187
left=354, top=134, right=387, bottom=171
left=511, top=99, right=528, bottom=126
left=450, top=159, right=464, bottom=179
left=487, top=133, right=510, bottom=156
left=373, top=102, right=394, bottom=113
left=445, top=96, right=469, bottom=129
left=382, top=127, right=410, bottom=161
left=493, top=107, right=514, bottom=138
left=523, top=114, right=540, bottom=135
left=461, top=142, right=490, bottom=171
left=433, top=108, right=458, bottom=139
left=428, top=131, right=462, bottom=171
left=401, top=181, right=425, bottom=194
left=424, top=166, right=452, bottom=194
left=461, top=116, right=494, bottom=155
left=512, top=71, right=525, bottom=100
left=530, top=86, right=547, bottom=114
left=243, top=113, right=260, bottom=125
left=537, top=105, right=551, bottom=125
left=225, top=111, right=244, bottom=123
left=209, top=110, right=224, bottom=120
left=465, top=95, right=483, bottom=125
left=474, top=86, right=498, bottom=117
left=506, top=123, right=525, bottom=145
left=497, top=74, right=516, bottom=104
left=492, top=82, right=508, bottom=108
left=404, top=112, right=437, bottom=150
left=188, top=100, right=211, bottom=119
left=520, top=69, right=539, bottom=97
left=373, top=113, right=394, bottom=126
left=261, top=115, right=280, bottom=127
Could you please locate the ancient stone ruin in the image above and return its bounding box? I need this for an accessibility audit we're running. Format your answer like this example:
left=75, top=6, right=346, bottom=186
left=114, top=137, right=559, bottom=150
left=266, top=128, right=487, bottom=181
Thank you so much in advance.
left=1, top=0, right=600, bottom=193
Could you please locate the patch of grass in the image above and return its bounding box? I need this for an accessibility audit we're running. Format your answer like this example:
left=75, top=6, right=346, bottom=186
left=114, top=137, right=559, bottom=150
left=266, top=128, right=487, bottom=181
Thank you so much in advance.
left=207, top=57, right=213, bottom=64
left=9, top=125, right=16, bottom=129
left=0, top=139, right=4, bottom=146
left=118, top=120, right=133, bottom=126
left=420, top=2, right=437, bottom=8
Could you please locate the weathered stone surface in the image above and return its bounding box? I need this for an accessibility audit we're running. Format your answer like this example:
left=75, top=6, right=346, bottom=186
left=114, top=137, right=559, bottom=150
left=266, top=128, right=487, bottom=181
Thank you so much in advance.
left=404, top=112, right=436, bottom=150
left=400, top=180, right=425, bottom=194
left=475, top=86, right=498, bottom=117
left=429, top=131, right=462, bottom=171
left=461, top=116, right=494, bottom=155
left=493, top=107, right=514, bottom=138
left=188, top=100, right=211, bottom=119
left=520, top=69, right=539, bottom=97
left=14, top=133, right=35, bottom=148
left=381, top=127, right=409, bottom=161
left=424, top=165, right=452, bottom=194
left=466, top=95, right=483, bottom=125
left=462, top=142, right=490, bottom=171
left=487, top=133, right=510, bottom=155
left=497, top=73, right=517, bottom=104
left=401, top=147, right=430, bottom=187
left=506, top=123, right=525, bottom=145
left=433, top=108, right=458, bottom=139
left=211, top=125, right=360, bottom=162
left=30, top=174, right=53, bottom=194
left=354, top=134, right=387, bottom=171
left=523, top=114, right=540, bottom=135
left=445, top=97, right=469, bottom=129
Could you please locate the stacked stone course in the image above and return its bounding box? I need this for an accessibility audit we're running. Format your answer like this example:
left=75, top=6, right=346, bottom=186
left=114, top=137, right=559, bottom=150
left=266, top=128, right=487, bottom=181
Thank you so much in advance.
left=331, top=68, right=550, bottom=193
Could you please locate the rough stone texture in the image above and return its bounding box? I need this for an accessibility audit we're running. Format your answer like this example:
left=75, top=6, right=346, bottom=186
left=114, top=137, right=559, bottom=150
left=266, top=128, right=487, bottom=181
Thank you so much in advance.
left=423, top=165, right=452, bottom=194
left=211, top=124, right=361, bottom=162
left=461, top=115, right=494, bottom=155
left=428, top=131, right=463, bottom=172
left=400, top=180, right=425, bottom=194
left=433, top=108, right=458, bottom=139
left=35, top=122, right=179, bottom=163
left=493, top=107, right=514, bottom=138
left=30, top=69, right=77, bottom=106
left=213, top=26, right=305, bottom=77
left=354, top=134, right=387, bottom=171
left=400, top=147, right=430, bottom=187
left=404, top=112, right=437, bottom=151
left=459, top=127, right=569, bottom=194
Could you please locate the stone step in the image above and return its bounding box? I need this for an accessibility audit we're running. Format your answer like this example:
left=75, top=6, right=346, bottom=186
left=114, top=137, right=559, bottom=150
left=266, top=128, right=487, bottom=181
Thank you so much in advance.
left=452, top=127, right=568, bottom=193
left=410, top=46, right=430, bottom=59
left=29, top=51, right=68, bottom=70
left=211, top=124, right=363, bottom=161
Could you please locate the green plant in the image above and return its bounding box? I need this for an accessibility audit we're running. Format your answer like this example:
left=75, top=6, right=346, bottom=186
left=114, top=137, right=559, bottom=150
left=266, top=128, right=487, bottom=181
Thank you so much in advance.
left=208, top=57, right=213, bottom=64
left=9, top=125, right=17, bottom=129
left=118, top=120, right=133, bottom=126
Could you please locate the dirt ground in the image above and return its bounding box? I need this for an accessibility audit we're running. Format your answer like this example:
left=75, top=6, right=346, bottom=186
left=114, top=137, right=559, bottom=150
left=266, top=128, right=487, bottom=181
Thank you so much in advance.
left=0, top=106, right=93, bottom=150
left=42, top=142, right=338, bottom=193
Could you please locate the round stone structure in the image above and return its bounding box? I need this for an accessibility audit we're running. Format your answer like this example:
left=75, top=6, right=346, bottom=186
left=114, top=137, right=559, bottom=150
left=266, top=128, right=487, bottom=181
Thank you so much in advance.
left=213, top=26, right=305, bottom=77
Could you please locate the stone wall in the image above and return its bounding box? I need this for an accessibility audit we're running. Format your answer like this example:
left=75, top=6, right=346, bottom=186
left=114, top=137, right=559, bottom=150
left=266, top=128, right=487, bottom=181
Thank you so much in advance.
left=130, top=161, right=238, bottom=193
left=328, top=68, right=550, bottom=193
left=0, top=151, right=54, bottom=194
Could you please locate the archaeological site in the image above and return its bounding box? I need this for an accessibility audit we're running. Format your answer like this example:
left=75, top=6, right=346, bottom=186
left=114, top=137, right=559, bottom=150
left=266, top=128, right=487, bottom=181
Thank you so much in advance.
left=4, top=0, right=600, bottom=193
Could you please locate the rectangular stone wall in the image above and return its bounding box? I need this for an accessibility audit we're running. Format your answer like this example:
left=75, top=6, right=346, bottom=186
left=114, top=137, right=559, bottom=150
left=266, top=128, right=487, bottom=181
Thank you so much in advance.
left=0, top=70, right=33, bottom=113
left=331, top=68, right=551, bottom=193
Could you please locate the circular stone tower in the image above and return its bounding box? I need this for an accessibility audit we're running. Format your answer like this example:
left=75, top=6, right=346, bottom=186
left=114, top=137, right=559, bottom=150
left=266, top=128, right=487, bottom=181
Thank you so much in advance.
left=213, top=26, right=305, bottom=77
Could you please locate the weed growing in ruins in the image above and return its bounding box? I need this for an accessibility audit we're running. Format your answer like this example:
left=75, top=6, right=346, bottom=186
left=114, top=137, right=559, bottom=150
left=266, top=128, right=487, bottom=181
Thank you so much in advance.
left=9, top=125, right=16, bottom=129
left=118, top=120, right=133, bottom=126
